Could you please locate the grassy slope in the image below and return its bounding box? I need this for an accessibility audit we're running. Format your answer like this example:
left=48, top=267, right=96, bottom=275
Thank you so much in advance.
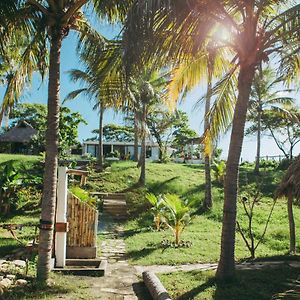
left=87, top=161, right=300, bottom=265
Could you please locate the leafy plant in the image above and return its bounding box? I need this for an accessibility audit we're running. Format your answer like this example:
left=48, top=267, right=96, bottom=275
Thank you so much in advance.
left=69, top=186, right=96, bottom=207
left=145, top=193, right=165, bottom=231
left=162, top=194, right=191, bottom=245
left=0, top=161, right=22, bottom=214
left=213, top=160, right=226, bottom=185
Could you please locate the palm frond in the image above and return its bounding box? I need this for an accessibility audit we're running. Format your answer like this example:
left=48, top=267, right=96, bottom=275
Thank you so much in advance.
left=199, top=67, right=238, bottom=154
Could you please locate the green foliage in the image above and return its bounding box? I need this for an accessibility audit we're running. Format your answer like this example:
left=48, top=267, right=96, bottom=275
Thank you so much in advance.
left=106, top=150, right=120, bottom=158
left=0, top=161, right=22, bottom=214
left=258, top=108, right=300, bottom=160
left=145, top=193, right=165, bottom=231
left=171, top=112, right=198, bottom=151
left=162, top=193, right=191, bottom=245
left=0, top=158, right=43, bottom=215
left=69, top=186, right=96, bottom=207
left=9, top=103, right=86, bottom=157
left=277, top=158, right=293, bottom=171
left=212, top=160, right=226, bottom=185
left=91, top=124, right=134, bottom=142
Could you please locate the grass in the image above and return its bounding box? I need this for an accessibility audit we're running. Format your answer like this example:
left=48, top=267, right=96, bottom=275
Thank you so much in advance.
left=0, top=154, right=40, bottom=165
left=2, top=273, right=92, bottom=300
left=159, top=266, right=300, bottom=300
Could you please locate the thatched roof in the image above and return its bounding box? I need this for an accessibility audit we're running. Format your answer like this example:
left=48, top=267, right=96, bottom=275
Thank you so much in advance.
left=275, top=156, right=300, bottom=199
left=0, top=121, right=37, bottom=143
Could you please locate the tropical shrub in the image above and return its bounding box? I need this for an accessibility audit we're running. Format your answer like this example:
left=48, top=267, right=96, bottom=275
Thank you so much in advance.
left=0, top=161, right=22, bottom=214
left=213, top=160, right=226, bottom=185
left=162, top=194, right=191, bottom=245
left=145, top=193, right=165, bottom=231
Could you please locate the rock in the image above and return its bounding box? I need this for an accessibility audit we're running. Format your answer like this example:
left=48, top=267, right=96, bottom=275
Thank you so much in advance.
left=12, top=260, right=26, bottom=268
left=0, top=278, right=12, bottom=288
left=0, top=276, right=3, bottom=281
left=6, top=274, right=16, bottom=281
left=15, top=279, right=27, bottom=286
left=0, top=260, right=6, bottom=266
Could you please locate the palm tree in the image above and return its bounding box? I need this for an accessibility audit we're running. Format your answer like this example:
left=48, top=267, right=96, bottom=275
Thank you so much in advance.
left=123, top=1, right=300, bottom=279
left=66, top=44, right=124, bottom=170
left=168, top=46, right=228, bottom=210
left=4, top=0, right=132, bottom=284
left=247, top=67, right=295, bottom=174
left=130, top=71, right=168, bottom=185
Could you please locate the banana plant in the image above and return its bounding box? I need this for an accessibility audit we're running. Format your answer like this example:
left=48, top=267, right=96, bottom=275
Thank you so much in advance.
left=145, top=193, right=165, bottom=231
left=162, top=194, right=190, bottom=245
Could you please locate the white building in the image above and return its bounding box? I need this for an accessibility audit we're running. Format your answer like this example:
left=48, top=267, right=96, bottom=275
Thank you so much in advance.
left=82, top=140, right=160, bottom=161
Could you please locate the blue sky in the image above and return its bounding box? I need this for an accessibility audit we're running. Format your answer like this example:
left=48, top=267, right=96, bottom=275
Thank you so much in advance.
left=0, top=20, right=299, bottom=162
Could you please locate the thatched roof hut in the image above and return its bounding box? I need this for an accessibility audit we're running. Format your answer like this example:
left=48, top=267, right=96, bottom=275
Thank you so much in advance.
left=0, top=121, right=37, bottom=143
left=275, top=156, right=300, bottom=200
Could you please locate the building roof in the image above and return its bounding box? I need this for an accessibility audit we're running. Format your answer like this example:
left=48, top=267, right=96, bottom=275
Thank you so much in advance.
left=83, top=140, right=159, bottom=147
left=276, top=156, right=300, bottom=200
left=0, top=121, right=37, bottom=143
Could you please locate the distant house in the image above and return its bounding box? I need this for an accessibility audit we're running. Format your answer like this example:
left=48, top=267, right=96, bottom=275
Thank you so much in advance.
left=0, top=121, right=37, bottom=154
left=82, top=140, right=160, bottom=161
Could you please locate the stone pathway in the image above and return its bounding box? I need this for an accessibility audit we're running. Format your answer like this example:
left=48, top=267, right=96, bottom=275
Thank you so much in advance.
left=83, top=217, right=151, bottom=300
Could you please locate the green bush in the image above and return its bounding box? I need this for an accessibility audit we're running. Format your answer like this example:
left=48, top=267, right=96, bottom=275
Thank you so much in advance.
left=69, top=186, right=96, bottom=207
left=260, top=159, right=279, bottom=169
left=277, top=158, right=292, bottom=170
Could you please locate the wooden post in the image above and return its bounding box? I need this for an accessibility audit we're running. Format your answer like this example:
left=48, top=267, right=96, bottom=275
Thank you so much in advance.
left=55, top=166, right=68, bottom=268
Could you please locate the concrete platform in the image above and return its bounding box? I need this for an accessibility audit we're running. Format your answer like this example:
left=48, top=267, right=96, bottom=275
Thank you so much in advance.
left=52, top=259, right=107, bottom=276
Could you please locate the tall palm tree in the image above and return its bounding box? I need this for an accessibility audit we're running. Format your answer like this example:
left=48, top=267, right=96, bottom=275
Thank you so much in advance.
left=66, top=51, right=124, bottom=169
left=247, top=67, right=295, bottom=174
left=123, top=0, right=300, bottom=279
left=79, top=39, right=169, bottom=184
left=3, top=0, right=132, bottom=284
left=167, top=45, right=229, bottom=210
left=129, top=71, right=166, bottom=185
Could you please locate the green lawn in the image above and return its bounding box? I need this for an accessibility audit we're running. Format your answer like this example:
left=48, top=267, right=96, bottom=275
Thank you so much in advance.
left=0, top=153, right=41, bottom=164
left=159, top=267, right=300, bottom=300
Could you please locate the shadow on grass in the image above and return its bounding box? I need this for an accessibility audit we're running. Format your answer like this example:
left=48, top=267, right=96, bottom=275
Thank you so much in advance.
left=181, top=164, right=205, bottom=170
left=147, top=176, right=180, bottom=193
left=126, top=244, right=159, bottom=262
left=1, top=281, right=73, bottom=300
left=172, top=266, right=300, bottom=300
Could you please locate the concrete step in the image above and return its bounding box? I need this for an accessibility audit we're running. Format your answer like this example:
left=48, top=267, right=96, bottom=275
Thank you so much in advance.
left=103, top=200, right=126, bottom=205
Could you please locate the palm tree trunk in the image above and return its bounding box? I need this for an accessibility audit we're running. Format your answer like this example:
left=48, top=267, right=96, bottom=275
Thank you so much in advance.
left=98, top=105, right=104, bottom=170
left=37, top=32, right=62, bottom=283
left=138, top=103, right=146, bottom=185
left=287, top=194, right=296, bottom=253
left=134, top=107, right=139, bottom=162
left=216, top=65, right=255, bottom=280
left=203, top=67, right=213, bottom=210
left=254, top=105, right=261, bottom=174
